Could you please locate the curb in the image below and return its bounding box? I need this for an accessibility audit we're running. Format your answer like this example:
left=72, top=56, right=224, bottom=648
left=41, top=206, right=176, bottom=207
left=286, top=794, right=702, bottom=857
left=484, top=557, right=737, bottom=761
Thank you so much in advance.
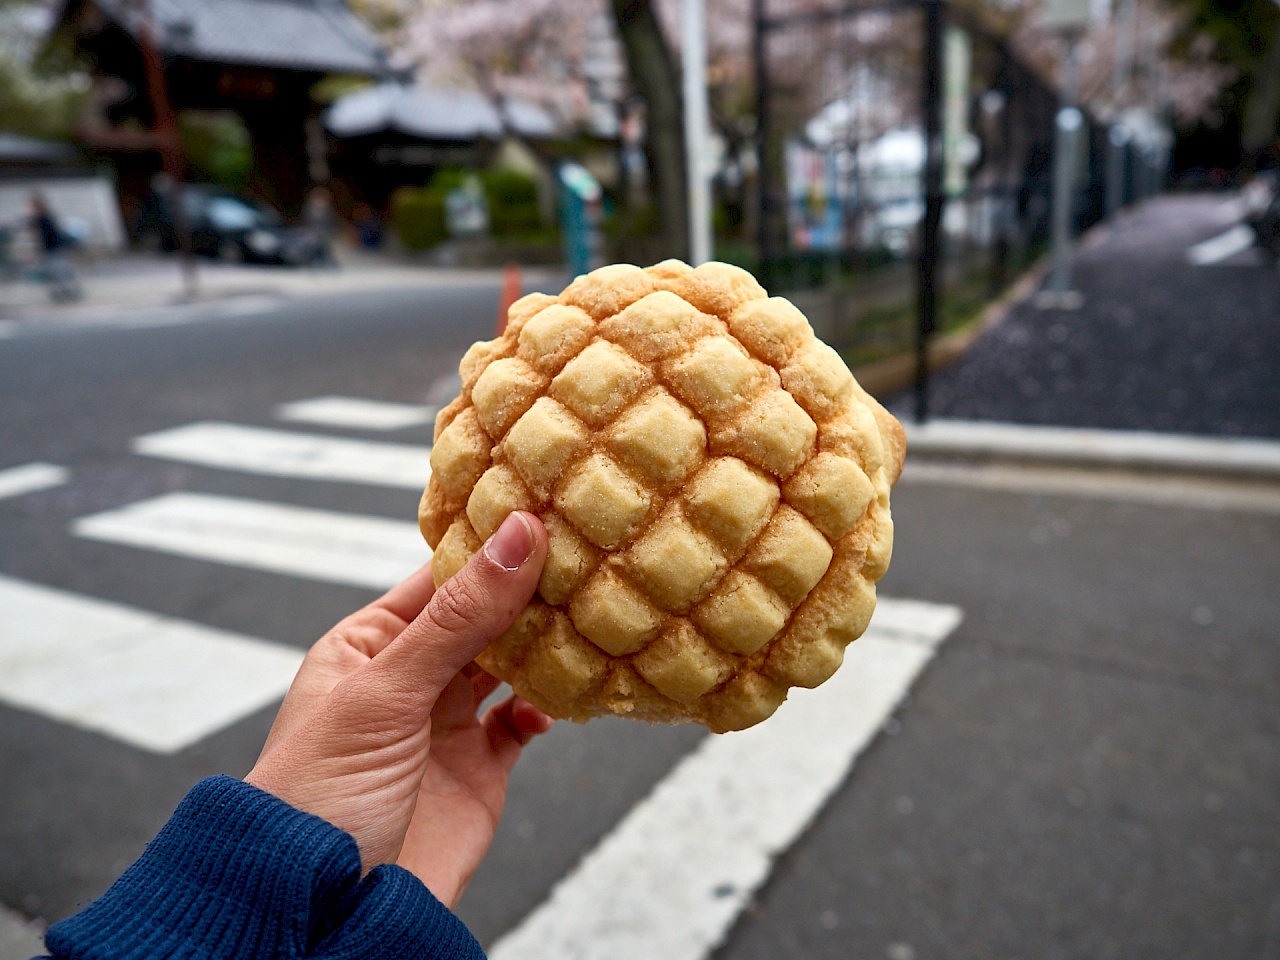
left=1, top=264, right=566, bottom=326
left=903, top=419, right=1280, bottom=482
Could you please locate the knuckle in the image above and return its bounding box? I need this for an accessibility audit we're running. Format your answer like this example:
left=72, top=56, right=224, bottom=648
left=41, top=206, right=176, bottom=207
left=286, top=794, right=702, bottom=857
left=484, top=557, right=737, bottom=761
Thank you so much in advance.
left=423, top=566, right=492, bottom=637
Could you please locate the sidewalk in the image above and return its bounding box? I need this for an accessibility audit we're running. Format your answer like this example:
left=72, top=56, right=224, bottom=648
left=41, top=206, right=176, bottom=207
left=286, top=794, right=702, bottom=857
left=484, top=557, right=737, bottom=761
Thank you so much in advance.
left=887, top=194, right=1280, bottom=440
left=0, top=250, right=564, bottom=326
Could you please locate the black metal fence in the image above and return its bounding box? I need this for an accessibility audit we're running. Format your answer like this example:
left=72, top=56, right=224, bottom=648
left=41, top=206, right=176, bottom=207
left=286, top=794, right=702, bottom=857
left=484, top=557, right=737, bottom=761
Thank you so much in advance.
left=748, top=0, right=1165, bottom=418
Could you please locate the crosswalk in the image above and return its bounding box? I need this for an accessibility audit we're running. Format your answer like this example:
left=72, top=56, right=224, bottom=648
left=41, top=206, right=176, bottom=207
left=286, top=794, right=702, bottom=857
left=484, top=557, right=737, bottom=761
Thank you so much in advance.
left=275, top=395, right=438, bottom=431
left=0, top=575, right=302, bottom=754
left=1186, top=224, right=1256, bottom=265
left=0, top=393, right=962, bottom=954
left=74, top=492, right=427, bottom=590
left=489, top=600, right=959, bottom=960
left=0, top=462, right=67, bottom=501
left=133, top=422, right=433, bottom=489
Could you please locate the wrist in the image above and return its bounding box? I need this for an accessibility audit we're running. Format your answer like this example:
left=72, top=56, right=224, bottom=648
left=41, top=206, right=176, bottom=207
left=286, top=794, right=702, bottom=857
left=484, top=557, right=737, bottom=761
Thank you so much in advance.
left=46, top=776, right=361, bottom=958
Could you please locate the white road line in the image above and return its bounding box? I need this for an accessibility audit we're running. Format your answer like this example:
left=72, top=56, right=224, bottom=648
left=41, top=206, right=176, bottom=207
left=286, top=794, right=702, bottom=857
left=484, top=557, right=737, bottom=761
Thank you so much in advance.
left=489, top=597, right=963, bottom=960
left=903, top=419, right=1280, bottom=480
left=1187, top=224, right=1254, bottom=265
left=0, top=574, right=303, bottom=754
left=73, top=492, right=429, bottom=590
left=133, top=421, right=432, bottom=489
left=214, top=295, right=281, bottom=318
left=901, top=460, right=1280, bottom=515
left=1, top=901, right=49, bottom=957
left=0, top=462, right=68, bottom=501
left=276, top=396, right=437, bottom=431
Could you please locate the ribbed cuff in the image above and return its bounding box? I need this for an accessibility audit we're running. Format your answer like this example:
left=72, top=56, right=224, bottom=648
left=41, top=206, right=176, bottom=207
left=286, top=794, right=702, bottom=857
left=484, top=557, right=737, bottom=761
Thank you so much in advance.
left=311, top=866, right=486, bottom=959
left=45, top=776, right=485, bottom=960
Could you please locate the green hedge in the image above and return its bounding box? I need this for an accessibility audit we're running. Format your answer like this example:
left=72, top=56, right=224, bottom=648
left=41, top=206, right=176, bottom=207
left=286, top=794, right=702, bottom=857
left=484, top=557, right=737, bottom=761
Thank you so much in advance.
left=389, top=186, right=447, bottom=251
left=390, top=169, right=544, bottom=250
left=482, top=170, right=542, bottom=236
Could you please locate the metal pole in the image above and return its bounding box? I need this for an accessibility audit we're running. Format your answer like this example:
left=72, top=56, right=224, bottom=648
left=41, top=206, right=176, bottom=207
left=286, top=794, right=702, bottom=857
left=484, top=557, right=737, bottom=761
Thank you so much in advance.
left=135, top=0, right=197, bottom=299
left=915, top=0, right=944, bottom=425
left=1106, top=124, right=1128, bottom=217
left=683, top=0, right=713, bottom=266
left=752, top=0, right=772, bottom=286
left=991, top=49, right=1013, bottom=294
left=1106, top=0, right=1132, bottom=219
left=1043, top=32, right=1082, bottom=306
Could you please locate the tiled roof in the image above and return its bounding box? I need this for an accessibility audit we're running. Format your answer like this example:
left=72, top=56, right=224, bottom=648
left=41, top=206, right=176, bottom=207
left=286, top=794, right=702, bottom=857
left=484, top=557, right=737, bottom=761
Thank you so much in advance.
left=324, top=83, right=564, bottom=141
left=96, top=0, right=385, bottom=75
left=0, top=134, right=80, bottom=165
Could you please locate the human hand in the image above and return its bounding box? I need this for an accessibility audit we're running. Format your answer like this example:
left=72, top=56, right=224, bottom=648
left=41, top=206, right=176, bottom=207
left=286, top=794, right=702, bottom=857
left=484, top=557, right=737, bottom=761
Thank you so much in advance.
left=245, top=511, right=553, bottom=907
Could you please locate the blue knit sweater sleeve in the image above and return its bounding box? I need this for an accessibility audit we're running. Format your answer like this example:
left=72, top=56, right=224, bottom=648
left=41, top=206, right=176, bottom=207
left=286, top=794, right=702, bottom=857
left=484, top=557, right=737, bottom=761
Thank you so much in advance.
left=42, top=776, right=486, bottom=960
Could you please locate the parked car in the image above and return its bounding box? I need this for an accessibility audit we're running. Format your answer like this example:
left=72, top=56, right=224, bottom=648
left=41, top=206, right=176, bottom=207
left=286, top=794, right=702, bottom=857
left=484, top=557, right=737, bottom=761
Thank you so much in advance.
left=136, top=186, right=330, bottom=266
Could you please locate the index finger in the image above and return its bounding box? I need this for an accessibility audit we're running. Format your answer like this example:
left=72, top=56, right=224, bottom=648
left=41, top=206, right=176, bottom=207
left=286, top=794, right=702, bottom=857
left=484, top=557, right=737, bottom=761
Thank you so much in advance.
left=368, top=559, right=438, bottom=627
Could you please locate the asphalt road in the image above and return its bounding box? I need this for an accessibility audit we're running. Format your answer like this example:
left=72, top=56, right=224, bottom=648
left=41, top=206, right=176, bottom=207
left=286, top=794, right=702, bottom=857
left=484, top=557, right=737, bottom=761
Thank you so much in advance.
left=0, top=275, right=1277, bottom=958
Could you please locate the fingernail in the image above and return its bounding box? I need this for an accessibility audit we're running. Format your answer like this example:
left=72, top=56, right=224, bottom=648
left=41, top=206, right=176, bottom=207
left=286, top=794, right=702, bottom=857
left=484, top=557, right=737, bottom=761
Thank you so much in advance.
left=484, top=512, right=533, bottom=571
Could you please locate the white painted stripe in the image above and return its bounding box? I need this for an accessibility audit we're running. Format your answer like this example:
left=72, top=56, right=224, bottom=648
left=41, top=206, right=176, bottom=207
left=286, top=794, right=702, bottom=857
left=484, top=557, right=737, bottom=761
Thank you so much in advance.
left=1212, top=198, right=1245, bottom=225
left=901, top=460, right=1280, bottom=515
left=1187, top=225, right=1254, bottom=265
left=73, top=492, right=429, bottom=590
left=215, top=295, right=281, bottom=318
left=861, top=595, right=964, bottom=643
left=903, top=419, right=1280, bottom=479
left=133, top=421, right=432, bottom=489
left=489, top=597, right=963, bottom=960
left=276, top=396, right=437, bottom=431
left=0, top=574, right=303, bottom=753
left=1, top=901, right=48, bottom=957
left=0, top=462, right=68, bottom=500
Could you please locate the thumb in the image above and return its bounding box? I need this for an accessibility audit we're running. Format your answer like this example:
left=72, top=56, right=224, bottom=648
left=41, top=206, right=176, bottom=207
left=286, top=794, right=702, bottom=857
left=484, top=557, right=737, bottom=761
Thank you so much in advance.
left=369, top=511, right=547, bottom=705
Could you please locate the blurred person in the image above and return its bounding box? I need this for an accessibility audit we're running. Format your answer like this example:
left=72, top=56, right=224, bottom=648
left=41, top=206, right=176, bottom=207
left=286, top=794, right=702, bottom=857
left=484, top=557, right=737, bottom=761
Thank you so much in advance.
left=353, top=201, right=383, bottom=250
left=38, top=511, right=553, bottom=960
left=0, top=221, right=16, bottom=282
left=28, top=194, right=81, bottom=303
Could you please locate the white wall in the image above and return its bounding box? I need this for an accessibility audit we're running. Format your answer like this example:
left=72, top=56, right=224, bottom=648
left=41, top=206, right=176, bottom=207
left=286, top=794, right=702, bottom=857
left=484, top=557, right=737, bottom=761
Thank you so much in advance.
left=0, top=175, right=126, bottom=257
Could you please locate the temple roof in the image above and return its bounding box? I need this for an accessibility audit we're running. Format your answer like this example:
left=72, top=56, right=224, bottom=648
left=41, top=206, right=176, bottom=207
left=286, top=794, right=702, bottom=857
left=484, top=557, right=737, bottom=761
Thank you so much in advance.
left=64, top=0, right=385, bottom=75
left=324, top=83, right=564, bottom=142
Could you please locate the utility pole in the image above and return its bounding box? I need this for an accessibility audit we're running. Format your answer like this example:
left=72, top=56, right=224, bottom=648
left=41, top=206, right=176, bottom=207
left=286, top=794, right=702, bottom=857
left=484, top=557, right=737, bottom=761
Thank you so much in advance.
left=752, top=0, right=773, bottom=286
left=133, top=0, right=197, bottom=298
left=914, top=0, right=944, bottom=424
left=1036, top=0, right=1088, bottom=311
left=683, top=0, right=713, bottom=266
left=1106, top=0, right=1134, bottom=218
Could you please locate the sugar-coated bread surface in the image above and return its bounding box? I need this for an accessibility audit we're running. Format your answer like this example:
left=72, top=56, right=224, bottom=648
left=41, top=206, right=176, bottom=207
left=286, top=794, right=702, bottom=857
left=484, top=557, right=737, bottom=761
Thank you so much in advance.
left=420, top=260, right=905, bottom=732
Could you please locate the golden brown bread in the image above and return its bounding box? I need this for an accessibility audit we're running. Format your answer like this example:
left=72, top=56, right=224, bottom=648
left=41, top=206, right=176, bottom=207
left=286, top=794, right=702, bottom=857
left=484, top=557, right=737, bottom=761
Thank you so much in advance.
left=420, top=260, right=905, bottom=732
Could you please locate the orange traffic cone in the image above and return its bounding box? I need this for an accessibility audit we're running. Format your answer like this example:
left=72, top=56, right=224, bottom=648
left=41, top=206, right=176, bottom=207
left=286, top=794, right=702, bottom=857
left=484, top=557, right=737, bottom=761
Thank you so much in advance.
left=496, top=262, right=522, bottom=336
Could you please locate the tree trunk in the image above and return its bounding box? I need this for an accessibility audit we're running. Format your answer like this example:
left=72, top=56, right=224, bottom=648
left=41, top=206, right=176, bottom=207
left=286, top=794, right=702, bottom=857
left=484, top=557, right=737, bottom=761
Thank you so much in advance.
left=610, top=0, right=688, bottom=262
left=1242, top=18, right=1280, bottom=155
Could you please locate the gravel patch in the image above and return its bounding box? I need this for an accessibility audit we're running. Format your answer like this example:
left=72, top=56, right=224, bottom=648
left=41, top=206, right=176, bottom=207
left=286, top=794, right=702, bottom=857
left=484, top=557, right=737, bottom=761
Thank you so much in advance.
left=887, top=194, right=1280, bottom=439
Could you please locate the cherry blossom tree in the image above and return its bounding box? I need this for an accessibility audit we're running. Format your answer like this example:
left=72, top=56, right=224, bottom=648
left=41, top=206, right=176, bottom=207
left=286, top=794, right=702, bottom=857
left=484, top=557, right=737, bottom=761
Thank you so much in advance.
left=381, top=0, right=1238, bottom=257
left=391, top=0, right=765, bottom=258
left=991, top=0, right=1232, bottom=127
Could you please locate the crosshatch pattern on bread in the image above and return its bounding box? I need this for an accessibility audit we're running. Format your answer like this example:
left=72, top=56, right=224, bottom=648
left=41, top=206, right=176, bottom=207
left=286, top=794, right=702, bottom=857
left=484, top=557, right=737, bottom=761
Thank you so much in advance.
left=420, top=260, right=906, bottom=733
